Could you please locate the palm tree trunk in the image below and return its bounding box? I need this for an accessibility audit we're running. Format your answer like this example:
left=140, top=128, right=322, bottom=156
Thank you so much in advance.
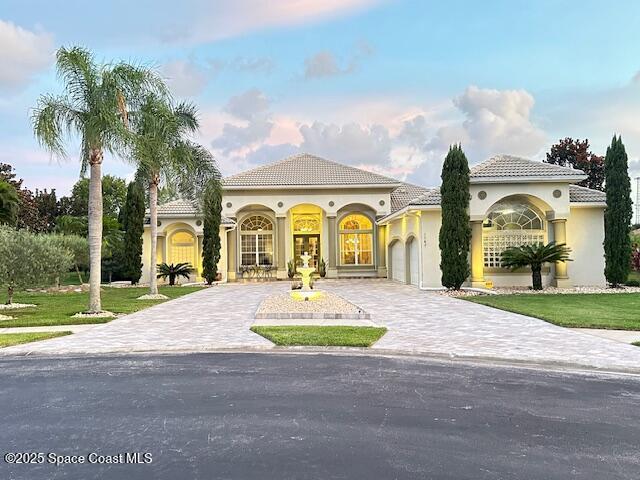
left=532, top=266, right=543, bottom=291
left=88, top=150, right=104, bottom=312
left=148, top=176, right=159, bottom=295
left=7, top=285, right=14, bottom=305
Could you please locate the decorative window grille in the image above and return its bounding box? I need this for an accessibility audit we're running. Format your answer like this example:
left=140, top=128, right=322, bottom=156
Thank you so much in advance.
left=293, top=215, right=320, bottom=233
left=482, top=203, right=545, bottom=268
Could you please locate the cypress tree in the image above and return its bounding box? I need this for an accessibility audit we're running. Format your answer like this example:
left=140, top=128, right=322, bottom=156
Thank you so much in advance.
left=603, top=135, right=633, bottom=287
left=202, top=180, right=222, bottom=285
left=439, top=144, right=471, bottom=289
left=121, top=180, right=145, bottom=284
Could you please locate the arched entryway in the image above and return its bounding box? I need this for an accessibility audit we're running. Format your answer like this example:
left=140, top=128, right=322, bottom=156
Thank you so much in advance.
left=289, top=203, right=324, bottom=269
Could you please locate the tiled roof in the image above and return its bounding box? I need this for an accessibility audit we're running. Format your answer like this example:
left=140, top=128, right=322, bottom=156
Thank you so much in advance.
left=155, top=199, right=198, bottom=216
left=398, top=184, right=603, bottom=208
left=154, top=199, right=235, bottom=225
left=470, top=155, right=586, bottom=181
left=222, top=153, right=401, bottom=187
left=408, top=188, right=441, bottom=206
left=390, top=183, right=431, bottom=212
left=568, top=185, right=606, bottom=203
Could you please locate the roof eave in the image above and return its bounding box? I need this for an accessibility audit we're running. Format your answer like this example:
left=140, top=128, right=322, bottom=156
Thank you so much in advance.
left=569, top=201, right=606, bottom=208
left=470, top=175, right=587, bottom=184
left=222, top=183, right=402, bottom=191
left=377, top=204, right=440, bottom=224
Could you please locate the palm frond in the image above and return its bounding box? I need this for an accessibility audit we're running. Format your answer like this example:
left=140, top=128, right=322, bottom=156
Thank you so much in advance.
left=31, top=94, right=82, bottom=157
left=55, top=46, right=97, bottom=108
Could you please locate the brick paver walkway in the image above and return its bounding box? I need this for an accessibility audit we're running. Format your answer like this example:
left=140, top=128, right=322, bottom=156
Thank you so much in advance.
left=3, top=279, right=640, bottom=373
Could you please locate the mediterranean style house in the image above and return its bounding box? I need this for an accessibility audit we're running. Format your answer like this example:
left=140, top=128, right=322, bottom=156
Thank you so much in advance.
left=141, top=153, right=607, bottom=288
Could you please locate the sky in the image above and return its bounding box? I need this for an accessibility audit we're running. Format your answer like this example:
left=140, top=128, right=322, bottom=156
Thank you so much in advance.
left=1, top=0, right=640, bottom=210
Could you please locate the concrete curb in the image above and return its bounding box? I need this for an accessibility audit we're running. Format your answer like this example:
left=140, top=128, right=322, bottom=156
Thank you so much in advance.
left=2, top=345, right=640, bottom=378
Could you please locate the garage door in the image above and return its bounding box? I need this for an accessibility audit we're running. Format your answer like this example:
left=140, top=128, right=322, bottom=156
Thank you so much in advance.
left=390, top=241, right=405, bottom=283
left=408, top=238, right=419, bottom=286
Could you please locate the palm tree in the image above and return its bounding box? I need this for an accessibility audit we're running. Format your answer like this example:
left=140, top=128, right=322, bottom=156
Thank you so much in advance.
left=501, top=242, right=572, bottom=290
left=32, top=46, right=166, bottom=313
left=0, top=180, right=19, bottom=225
left=156, top=262, right=193, bottom=286
left=130, top=95, right=218, bottom=297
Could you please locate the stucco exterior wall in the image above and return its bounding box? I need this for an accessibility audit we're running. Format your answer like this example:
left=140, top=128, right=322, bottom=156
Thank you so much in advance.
left=566, top=206, right=606, bottom=286
left=221, top=188, right=392, bottom=219
left=141, top=217, right=228, bottom=285
left=420, top=210, right=442, bottom=288
left=469, top=182, right=570, bottom=220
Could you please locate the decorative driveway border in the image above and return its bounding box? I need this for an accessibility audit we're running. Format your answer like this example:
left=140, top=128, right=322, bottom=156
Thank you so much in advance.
left=3, top=280, right=640, bottom=374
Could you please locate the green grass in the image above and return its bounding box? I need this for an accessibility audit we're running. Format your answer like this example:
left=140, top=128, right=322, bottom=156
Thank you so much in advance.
left=0, top=331, right=72, bottom=348
left=467, top=293, right=640, bottom=330
left=0, top=286, right=203, bottom=328
left=250, top=326, right=387, bottom=347
left=633, top=341, right=640, bottom=347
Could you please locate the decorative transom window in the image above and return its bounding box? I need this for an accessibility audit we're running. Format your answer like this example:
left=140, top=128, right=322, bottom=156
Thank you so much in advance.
left=340, top=214, right=372, bottom=231
left=293, top=214, right=320, bottom=233
left=483, top=203, right=545, bottom=268
left=241, top=215, right=273, bottom=232
left=240, top=215, right=273, bottom=266
left=339, top=214, right=373, bottom=265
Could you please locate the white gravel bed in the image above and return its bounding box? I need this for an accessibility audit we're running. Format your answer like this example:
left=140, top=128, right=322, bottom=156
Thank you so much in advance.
left=71, top=311, right=116, bottom=319
left=136, top=294, right=169, bottom=300
left=0, top=303, right=36, bottom=310
left=438, top=285, right=640, bottom=297
left=256, top=291, right=366, bottom=316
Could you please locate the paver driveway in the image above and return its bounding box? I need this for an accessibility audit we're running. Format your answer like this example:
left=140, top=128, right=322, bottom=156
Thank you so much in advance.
left=3, top=280, right=640, bottom=373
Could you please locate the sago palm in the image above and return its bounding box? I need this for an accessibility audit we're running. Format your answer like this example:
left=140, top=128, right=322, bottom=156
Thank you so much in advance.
left=130, top=95, right=218, bottom=296
left=0, top=180, right=19, bottom=225
left=156, top=262, right=193, bottom=286
left=501, top=242, right=572, bottom=290
left=32, top=46, right=166, bottom=312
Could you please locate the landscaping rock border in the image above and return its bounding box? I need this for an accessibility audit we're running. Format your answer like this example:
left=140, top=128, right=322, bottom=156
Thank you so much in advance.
left=439, top=285, right=640, bottom=297
left=0, top=303, right=36, bottom=310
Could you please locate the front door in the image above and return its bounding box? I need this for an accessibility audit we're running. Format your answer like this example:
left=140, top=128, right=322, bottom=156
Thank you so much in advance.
left=294, top=234, right=320, bottom=269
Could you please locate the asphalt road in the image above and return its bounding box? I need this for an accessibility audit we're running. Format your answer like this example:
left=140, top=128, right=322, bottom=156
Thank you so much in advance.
left=0, top=353, right=639, bottom=480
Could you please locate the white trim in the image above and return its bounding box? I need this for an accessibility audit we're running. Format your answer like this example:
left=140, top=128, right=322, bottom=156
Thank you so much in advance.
left=569, top=202, right=606, bottom=208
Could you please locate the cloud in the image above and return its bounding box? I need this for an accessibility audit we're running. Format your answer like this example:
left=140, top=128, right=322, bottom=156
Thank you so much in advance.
left=206, top=56, right=275, bottom=76
left=222, top=88, right=270, bottom=120
left=428, top=86, right=546, bottom=160
left=298, top=121, right=391, bottom=165
left=161, top=59, right=209, bottom=97
left=304, top=52, right=344, bottom=78
left=0, top=20, right=54, bottom=93
left=304, top=42, right=374, bottom=79
left=162, top=0, right=382, bottom=45
left=213, top=89, right=274, bottom=154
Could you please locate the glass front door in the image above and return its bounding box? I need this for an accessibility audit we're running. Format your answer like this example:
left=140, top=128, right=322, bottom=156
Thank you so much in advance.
left=293, top=234, right=320, bottom=269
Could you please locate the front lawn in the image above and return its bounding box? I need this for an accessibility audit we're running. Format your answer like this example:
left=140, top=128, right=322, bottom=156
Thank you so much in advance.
left=0, top=286, right=203, bottom=328
left=0, top=331, right=72, bottom=348
left=251, top=326, right=387, bottom=347
left=467, top=293, right=640, bottom=330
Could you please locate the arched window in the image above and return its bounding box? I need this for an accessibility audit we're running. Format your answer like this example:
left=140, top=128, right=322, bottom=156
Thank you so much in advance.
left=293, top=215, right=320, bottom=233
left=339, top=214, right=373, bottom=265
left=240, top=215, right=273, bottom=266
left=483, top=202, right=545, bottom=268
left=170, top=231, right=197, bottom=267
